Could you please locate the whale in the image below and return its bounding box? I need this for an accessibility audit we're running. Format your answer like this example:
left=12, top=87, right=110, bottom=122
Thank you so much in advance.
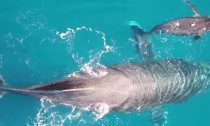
left=0, top=59, right=210, bottom=125
left=128, top=0, right=210, bottom=41
left=128, top=0, right=210, bottom=61
left=0, top=1, right=210, bottom=124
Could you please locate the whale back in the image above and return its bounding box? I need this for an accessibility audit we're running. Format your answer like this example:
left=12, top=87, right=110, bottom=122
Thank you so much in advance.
left=113, top=59, right=210, bottom=110
left=0, top=59, right=210, bottom=112
left=150, top=17, right=210, bottom=35
left=25, top=68, right=136, bottom=111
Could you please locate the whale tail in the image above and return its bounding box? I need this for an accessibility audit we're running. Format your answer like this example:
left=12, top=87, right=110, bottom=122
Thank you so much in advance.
left=127, top=20, right=146, bottom=38
left=127, top=21, right=154, bottom=61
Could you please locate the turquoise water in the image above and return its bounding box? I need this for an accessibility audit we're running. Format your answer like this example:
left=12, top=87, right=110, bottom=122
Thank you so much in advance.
left=0, top=0, right=210, bottom=125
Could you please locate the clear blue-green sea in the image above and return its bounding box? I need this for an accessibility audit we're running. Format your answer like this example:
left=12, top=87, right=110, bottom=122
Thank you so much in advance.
left=0, top=0, right=210, bottom=126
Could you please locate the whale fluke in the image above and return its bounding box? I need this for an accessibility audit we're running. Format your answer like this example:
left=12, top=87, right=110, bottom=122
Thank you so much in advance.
left=128, top=21, right=154, bottom=61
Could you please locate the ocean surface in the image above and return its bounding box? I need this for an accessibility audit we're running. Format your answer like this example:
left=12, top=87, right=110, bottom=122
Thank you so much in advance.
left=0, top=0, right=210, bottom=126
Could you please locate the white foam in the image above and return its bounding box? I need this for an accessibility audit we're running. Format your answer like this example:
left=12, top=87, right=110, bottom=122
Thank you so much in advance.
left=91, top=103, right=110, bottom=120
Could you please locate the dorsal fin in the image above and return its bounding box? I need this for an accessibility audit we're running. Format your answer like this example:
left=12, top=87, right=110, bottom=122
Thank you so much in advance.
left=183, top=0, right=200, bottom=17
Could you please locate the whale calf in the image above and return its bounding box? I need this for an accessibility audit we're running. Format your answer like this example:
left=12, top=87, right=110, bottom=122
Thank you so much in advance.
left=129, top=0, right=210, bottom=41
left=128, top=0, right=210, bottom=61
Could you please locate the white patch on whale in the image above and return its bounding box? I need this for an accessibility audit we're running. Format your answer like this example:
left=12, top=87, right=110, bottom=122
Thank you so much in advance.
left=190, top=22, right=196, bottom=27
left=203, top=27, right=207, bottom=31
left=175, top=22, right=180, bottom=27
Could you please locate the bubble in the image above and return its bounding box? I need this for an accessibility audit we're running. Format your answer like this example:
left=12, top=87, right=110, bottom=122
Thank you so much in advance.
left=15, top=9, right=47, bottom=31
left=29, top=99, right=73, bottom=126
left=162, top=38, right=168, bottom=43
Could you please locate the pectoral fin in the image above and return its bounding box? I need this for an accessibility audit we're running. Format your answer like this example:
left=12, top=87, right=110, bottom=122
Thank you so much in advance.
left=183, top=0, right=200, bottom=17
left=150, top=106, right=168, bottom=126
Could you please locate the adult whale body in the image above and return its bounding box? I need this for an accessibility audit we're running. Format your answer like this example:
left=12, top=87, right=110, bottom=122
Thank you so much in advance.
left=0, top=59, right=210, bottom=125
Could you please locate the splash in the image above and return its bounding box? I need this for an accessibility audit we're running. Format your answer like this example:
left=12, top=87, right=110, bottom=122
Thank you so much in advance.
left=33, top=99, right=61, bottom=126
left=29, top=98, right=112, bottom=126
left=29, top=98, right=82, bottom=126
left=90, top=103, right=110, bottom=120
left=56, top=26, right=114, bottom=77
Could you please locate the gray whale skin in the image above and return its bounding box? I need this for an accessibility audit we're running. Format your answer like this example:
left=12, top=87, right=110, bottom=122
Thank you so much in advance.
left=1, top=59, right=210, bottom=112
